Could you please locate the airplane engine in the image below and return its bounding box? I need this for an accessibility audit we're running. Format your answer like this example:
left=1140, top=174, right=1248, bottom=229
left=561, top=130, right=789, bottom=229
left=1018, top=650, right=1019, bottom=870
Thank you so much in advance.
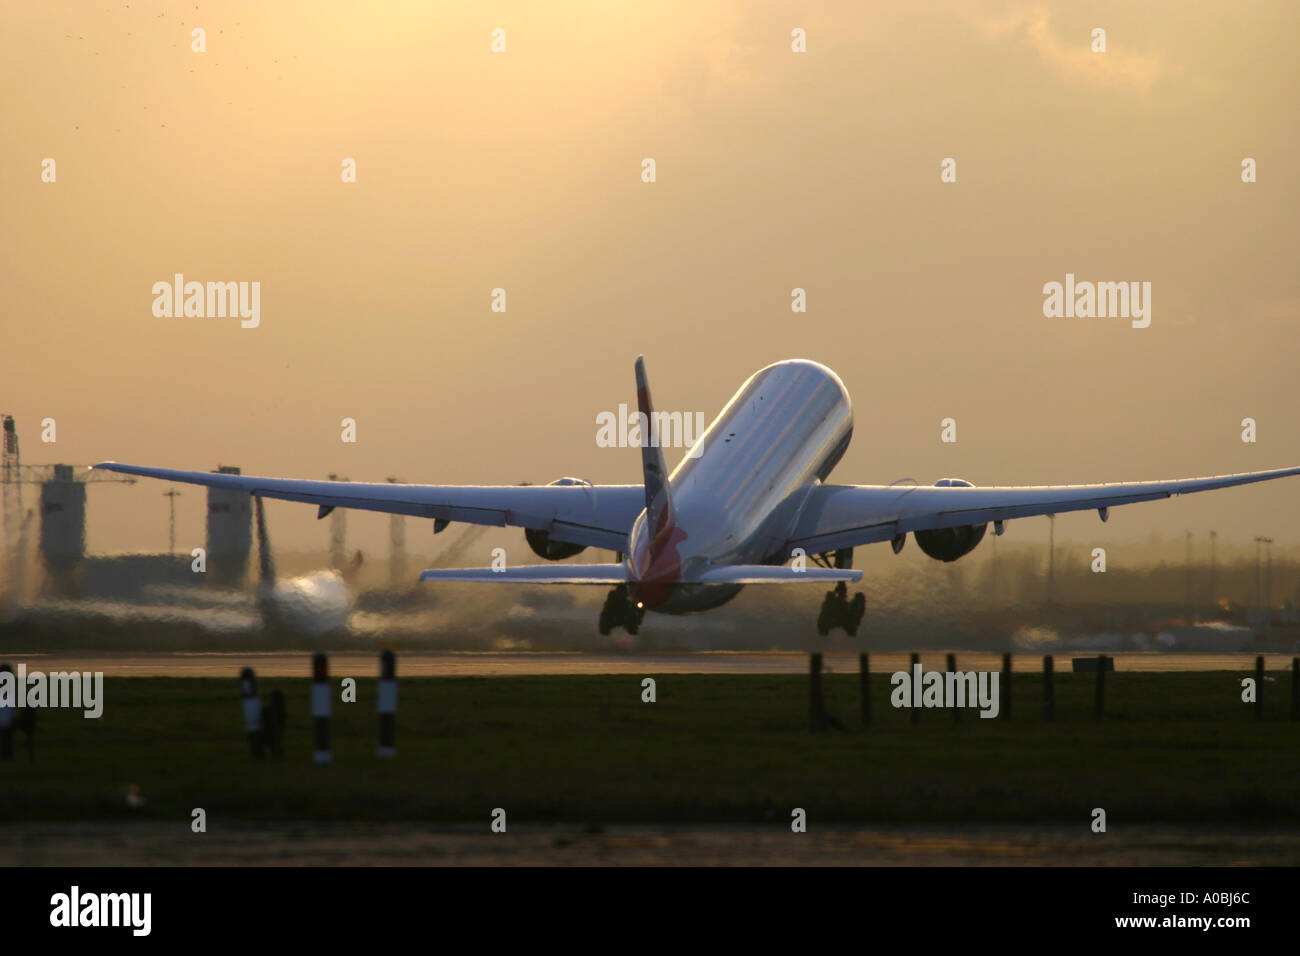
left=524, top=478, right=591, bottom=561
left=525, top=527, right=586, bottom=561
left=912, top=478, right=987, bottom=562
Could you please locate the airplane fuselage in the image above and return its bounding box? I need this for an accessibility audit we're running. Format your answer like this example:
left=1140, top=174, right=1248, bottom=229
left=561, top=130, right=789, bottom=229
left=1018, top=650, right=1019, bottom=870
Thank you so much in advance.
left=628, top=359, right=853, bottom=613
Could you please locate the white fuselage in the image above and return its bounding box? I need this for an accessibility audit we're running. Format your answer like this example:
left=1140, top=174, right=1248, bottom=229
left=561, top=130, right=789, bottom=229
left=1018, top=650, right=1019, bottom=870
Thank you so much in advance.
left=627, top=360, right=853, bottom=613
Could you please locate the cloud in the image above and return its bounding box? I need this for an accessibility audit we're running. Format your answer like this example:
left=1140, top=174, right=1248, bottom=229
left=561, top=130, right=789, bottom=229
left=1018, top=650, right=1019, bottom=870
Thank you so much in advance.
left=973, top=5, right=1168, bottom=94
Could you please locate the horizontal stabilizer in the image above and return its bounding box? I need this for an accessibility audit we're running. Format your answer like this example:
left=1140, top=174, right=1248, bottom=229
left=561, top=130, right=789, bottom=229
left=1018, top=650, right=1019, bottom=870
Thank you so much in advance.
left=419, top=565, right=629, bottom=584
left=418, top=564, right=860, bottom=585
left=692, top=566, right=862, bottom=585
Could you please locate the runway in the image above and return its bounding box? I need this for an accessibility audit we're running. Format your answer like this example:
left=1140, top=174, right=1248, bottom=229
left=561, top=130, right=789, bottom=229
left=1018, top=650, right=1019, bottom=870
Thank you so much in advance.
left=3, top=650, right=1293, bottom=677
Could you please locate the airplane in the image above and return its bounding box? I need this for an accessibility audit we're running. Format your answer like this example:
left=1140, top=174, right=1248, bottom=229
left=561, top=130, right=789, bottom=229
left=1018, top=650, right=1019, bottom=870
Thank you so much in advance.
left=94, top=357, right=1300, bottom=637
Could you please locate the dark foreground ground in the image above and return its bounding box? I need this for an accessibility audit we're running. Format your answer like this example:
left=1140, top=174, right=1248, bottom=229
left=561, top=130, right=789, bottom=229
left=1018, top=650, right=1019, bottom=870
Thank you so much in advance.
left=2, top=672, right=1297, bottom=864
left=5, top=822, right=1299, bottom=866
left=7, top=650, right=1297, bottom=676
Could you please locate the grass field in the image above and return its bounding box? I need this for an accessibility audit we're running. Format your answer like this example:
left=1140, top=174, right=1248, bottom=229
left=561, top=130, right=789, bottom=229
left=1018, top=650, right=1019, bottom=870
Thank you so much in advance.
left=2, top=672, right=1297, bottom=825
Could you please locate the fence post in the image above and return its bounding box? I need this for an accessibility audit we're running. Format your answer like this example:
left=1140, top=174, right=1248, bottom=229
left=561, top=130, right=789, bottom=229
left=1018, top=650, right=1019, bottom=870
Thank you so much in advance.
left=809, top=653, right=825, bottom=732
left=378, top=649, right=397, bottom=757
left=1043, top=655, right=1054, bottom=722
left=947, top=653, right=959, bottom=722
left=910, top=652, right=920, bottom=724
left=1002, top=652, right=1012, bottom=720
left=1254, top=655, right=1264, bottom=721
left=858, top=653, right=870, bottom=727
left=1291, top=657, right=1299, bottom=721
left=1093, top=654, right=1107, bottom=720
left=0, top=663, right=13, bottom=761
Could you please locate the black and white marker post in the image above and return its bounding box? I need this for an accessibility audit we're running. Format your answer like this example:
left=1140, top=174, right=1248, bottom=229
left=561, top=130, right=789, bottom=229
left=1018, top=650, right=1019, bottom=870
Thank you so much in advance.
left=377, top=649, right=397, bottom=758
left=239, top=667, right=264, bottom=759
left=312, top=652, right=332, bottom=765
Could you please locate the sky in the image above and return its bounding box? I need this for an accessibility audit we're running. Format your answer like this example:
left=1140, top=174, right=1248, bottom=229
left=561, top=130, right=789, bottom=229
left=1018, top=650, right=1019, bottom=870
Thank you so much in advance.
left=2, top=0, right=1298, bottom=563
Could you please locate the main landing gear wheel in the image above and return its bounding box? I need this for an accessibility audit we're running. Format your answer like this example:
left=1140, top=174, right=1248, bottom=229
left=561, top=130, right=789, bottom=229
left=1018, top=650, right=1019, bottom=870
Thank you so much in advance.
left=814, top=547, right=867, bottom=636
left=599, top=584, right=645, bottom=635
left=817, top=582, right=866, bottom=636
left=848, top=591, right=865, bottom=636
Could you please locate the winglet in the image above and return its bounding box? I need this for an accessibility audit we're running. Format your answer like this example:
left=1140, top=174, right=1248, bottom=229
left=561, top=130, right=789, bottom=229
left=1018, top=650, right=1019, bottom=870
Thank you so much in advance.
left=634, top=355, right=675, bottom=538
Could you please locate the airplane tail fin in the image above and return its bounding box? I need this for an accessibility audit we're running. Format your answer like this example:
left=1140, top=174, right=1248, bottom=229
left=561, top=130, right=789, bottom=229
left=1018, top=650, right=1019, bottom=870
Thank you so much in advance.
left=634, top=355, right=675, bottom=538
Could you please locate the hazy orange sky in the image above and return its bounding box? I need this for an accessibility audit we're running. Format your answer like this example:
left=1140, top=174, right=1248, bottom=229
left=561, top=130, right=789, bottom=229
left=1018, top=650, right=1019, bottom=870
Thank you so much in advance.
left=3, top=1, right=1298, bottom=562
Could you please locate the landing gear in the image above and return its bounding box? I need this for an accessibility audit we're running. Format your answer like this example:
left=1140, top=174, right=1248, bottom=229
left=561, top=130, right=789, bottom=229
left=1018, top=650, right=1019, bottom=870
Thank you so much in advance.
left=812, top=549, right=866, bottom=636
left=599, top=584, right=644, bottom=635
left=817, top=582, right=865, bottom=636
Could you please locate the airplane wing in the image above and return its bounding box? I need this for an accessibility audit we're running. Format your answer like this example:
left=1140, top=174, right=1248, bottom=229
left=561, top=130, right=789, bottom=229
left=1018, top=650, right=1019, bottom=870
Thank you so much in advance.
left=787, top=466, right=1300, bottom=555
left=91, top=462, right=643, bottom=552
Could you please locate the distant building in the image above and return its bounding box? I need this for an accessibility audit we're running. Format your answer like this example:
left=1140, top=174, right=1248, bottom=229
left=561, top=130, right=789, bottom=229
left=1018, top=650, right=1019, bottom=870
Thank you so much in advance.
left=206, top=466, right=251, bottom=587
left=39, top=464, right=86, bottom=592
